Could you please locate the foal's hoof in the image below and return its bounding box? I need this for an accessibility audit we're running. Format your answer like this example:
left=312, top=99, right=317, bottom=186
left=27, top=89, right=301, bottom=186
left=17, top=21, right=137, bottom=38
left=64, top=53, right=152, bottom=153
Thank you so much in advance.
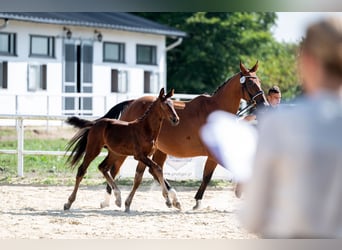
left=64, top=203, right=71, bottom=210
left=100, top=202, right=109, bottom=209
left=165, top=200, right=172, bottom=208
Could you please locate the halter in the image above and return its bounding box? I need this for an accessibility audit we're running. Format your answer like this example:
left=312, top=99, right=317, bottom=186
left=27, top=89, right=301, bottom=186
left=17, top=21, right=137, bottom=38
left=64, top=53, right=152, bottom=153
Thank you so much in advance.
left=237, top=72, right=264, bottom=118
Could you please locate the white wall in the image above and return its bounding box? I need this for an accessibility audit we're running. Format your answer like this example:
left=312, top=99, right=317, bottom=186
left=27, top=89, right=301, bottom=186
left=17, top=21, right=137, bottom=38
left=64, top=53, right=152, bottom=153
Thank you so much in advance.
left=0, top=20, right=168, bottom=118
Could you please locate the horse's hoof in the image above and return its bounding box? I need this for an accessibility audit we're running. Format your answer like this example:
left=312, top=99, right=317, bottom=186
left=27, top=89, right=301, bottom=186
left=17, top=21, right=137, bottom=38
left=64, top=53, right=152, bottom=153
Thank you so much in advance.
left=173, top=201, right=182, bottom=210
left=165, top=200, right=172, bottom=208
left=115, top=199, right=122, bottom=208
left=100, top=202, right=109, bottom=209
left=193, top=200, right=201, bottom=210
left=64, top=203, right=70, bottom=210
left=124, top=207, right=130, bottom=213
left=234, top=183, right=243, bottom=198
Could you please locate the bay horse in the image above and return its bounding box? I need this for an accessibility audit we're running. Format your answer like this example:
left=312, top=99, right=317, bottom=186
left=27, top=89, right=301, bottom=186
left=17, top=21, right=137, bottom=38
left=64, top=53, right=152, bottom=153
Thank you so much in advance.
left=72, top=61, right=268, bottom=211
left=63, top=88, right=180, bottom=211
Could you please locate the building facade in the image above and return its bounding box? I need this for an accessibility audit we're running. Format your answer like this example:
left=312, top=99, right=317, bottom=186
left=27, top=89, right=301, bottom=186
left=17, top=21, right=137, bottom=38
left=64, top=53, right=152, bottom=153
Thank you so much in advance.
left=0, top=12, right=186, bottom=117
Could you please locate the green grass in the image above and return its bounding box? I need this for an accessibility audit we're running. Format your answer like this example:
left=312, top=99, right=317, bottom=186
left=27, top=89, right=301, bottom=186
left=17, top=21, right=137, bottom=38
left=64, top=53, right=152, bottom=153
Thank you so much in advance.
left=0, top=126, right=231, bottom=188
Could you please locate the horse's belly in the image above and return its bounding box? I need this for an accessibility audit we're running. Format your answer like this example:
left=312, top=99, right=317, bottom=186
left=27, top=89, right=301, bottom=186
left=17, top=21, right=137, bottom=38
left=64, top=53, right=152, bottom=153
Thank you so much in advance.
left=156, top=130, right=207, bottom=157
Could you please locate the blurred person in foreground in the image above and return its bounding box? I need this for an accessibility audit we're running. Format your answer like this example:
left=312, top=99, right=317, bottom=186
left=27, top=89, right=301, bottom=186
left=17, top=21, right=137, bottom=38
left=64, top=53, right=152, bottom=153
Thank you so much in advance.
left=241, top=16, right=342, bottom=238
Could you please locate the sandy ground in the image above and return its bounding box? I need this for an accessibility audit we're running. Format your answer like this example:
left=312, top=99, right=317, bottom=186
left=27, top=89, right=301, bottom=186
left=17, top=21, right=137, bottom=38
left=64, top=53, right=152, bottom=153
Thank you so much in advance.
left=0, top=184, right=257, bottom=239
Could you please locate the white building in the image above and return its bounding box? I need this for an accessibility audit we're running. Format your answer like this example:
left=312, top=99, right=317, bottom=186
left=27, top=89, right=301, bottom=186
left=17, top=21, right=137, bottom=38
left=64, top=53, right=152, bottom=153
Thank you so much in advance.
left=0, top=12, right=186, bottom=117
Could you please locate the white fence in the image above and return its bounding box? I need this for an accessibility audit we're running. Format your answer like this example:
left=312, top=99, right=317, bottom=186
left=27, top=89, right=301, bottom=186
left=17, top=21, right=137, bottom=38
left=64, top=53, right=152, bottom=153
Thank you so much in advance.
left=0, top=114, right=232, bottom=180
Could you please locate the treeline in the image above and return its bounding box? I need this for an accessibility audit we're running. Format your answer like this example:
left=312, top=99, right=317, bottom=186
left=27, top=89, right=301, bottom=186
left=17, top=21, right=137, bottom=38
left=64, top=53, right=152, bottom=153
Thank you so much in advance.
left=135, top=12, right=301, bottom=101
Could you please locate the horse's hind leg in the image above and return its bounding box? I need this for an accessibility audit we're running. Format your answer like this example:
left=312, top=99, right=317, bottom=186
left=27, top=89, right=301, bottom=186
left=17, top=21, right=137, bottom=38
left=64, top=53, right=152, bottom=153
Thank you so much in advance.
left=151, top=150, right=181, bottom=210
left=125, top=161, right=147, bottom=213
left=193, top=158, right=217, bottom=210
left=100, top=156, right=126, bottom=208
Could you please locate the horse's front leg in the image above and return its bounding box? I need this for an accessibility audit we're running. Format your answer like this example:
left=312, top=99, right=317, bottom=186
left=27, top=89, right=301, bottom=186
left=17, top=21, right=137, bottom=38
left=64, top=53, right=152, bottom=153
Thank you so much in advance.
left=137, top=155, right=172, bottom=209
left=193, top=158, right=217, bottom=210
left=98, top=155, right=122, bottom=208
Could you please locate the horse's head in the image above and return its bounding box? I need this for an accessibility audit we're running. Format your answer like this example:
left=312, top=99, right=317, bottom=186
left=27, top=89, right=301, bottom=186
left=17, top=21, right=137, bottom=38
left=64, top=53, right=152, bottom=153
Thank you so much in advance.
left=239, top=61, right=269, bottom=110
left=158, top=88, right=180, bottom=126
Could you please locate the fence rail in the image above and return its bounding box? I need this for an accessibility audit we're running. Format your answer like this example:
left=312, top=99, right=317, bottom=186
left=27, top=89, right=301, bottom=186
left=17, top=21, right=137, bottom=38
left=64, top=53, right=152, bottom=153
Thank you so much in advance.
left=0, top=114, right=105, bottom=177
left=0, top=107, right=232, bottom=181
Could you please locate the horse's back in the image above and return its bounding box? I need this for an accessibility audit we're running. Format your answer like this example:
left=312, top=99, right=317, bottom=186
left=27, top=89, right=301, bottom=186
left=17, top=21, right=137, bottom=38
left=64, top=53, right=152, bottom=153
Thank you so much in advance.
left=120, top=96, right=156, bottom=121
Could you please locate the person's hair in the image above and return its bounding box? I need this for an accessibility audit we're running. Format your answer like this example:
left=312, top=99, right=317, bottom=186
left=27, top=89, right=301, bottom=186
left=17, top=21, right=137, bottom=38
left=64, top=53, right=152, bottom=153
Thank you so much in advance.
left=268, top=86, right=281, bottom=95
left=301, top=16, right=342, bottom=78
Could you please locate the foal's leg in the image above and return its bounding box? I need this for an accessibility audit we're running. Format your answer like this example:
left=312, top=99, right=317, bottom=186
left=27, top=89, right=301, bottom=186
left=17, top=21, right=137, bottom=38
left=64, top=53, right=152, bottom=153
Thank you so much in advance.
left=193, top=158, right=217, bottom=210
left=64, top=149, right=101, bottom=210
left=124, top=161, right=148, bottom=213
left=138, top=155, right=172, bottom=209
left=98, top=155, right=122, bottom=208
left=100, top=156, right=126, bottom=208
left=151, top=150, right=181, bottom=209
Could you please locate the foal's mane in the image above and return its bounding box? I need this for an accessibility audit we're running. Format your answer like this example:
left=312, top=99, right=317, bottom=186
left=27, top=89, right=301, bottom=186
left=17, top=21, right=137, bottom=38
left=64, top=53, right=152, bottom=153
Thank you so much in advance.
left=136, top=97, right=160, bottom=122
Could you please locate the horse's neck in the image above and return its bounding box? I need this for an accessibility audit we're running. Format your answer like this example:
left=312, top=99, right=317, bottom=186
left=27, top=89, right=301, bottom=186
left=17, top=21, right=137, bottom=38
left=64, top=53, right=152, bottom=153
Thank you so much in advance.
left=212, top=76, right=242, bottom=113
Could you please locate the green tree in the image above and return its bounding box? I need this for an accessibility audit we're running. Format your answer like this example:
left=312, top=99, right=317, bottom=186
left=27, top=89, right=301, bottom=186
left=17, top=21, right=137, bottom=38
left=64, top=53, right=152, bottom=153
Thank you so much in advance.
left=136, top=12, right=301, bottom=100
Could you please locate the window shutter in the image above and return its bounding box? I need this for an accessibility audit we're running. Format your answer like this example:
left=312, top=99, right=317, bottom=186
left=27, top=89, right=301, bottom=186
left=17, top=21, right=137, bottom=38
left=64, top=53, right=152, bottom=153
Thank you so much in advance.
left=65, top=44, right=75, bottom=82
left=82, top=44, right=93, bottom=83
left=111, top=69, right=119, bottom=92
left=144, top=71, right=151, bottom=93
left=41, top=64, right=47, bottom=90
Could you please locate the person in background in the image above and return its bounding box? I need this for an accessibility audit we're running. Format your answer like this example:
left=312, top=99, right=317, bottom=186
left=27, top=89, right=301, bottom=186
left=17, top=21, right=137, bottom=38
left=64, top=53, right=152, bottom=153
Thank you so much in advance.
left=240, top=16, right=342, bottom=238
left=266, top=85, right=281, bottom=108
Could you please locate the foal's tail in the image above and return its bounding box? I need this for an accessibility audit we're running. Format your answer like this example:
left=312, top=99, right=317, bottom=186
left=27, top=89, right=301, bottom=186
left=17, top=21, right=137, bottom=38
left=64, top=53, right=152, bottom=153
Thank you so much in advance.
left=65, top=126, right=90, bottom=169
left=65, top=99, right=134, bottom=130
left=66, top=116, right=95, bottom=129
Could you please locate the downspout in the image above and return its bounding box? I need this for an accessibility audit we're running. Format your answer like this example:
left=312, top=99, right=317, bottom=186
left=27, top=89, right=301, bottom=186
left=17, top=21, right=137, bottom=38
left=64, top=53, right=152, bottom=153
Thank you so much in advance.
left=166, top=37, right=183, bottom=51
left=0, top=18, right=9, bottom=29
left=164, top=37, right=183, bottom=91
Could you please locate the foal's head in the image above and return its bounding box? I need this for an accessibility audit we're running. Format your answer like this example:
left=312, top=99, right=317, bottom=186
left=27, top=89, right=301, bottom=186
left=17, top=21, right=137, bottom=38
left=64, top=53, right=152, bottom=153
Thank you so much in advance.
left=157, top=88, right=180, bottom=126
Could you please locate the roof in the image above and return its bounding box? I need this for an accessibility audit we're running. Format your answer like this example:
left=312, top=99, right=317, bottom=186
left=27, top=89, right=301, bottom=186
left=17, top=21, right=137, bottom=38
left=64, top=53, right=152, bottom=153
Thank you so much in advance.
left=0, top=12, right=187, bottom=38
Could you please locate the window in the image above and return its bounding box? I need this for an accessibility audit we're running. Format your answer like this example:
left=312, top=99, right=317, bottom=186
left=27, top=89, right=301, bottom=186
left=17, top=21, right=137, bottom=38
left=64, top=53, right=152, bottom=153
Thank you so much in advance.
left=28, top=64, right=47, bottom=91
left=144, top=71, right=159, bottom=93
left=111, top=69, right=128, bottom=93
left=0, top=32, right=16, bottom=56
left=103, top=42, right=125, bottom=63
left=137, top=45, right=157, bottom=65
left=30, top=35, right=55, bottom=58
left=0, top=61, right=8, bottom=89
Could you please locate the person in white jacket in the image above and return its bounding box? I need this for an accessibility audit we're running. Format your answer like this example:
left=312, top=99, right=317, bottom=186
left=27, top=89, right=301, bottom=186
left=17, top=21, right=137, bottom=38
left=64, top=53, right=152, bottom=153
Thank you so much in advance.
left=241, top=16, right=342, bottom=238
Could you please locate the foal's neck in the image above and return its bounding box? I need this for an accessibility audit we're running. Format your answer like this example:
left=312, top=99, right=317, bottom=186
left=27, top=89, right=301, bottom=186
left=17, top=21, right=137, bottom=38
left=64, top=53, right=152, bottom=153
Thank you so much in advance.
left=138, top=100, right=164, bottom=137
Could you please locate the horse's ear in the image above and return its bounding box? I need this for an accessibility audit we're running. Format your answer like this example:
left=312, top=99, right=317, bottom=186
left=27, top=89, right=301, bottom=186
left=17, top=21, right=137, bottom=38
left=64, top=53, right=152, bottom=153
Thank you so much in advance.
left=250, top=60, right=259, bottom=72
left=166, top=88, right=175, bottom=99
left=159, top=88, right=165, bottom=99
left=240, top=61, right=248, bottom=74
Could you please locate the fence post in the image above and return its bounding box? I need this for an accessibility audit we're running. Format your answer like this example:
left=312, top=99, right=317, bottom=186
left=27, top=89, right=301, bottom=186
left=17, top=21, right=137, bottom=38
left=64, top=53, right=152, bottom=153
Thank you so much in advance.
left=17, top=118, right=24, bottom=177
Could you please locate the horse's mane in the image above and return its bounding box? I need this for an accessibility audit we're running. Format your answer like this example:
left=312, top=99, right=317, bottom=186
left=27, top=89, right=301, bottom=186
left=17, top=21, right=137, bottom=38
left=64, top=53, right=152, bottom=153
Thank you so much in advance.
left=212, top=74, right=236, bottom=95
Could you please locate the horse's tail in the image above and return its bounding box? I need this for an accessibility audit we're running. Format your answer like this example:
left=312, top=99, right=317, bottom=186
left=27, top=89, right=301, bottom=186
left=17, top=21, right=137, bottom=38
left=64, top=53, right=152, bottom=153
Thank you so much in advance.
left=66, top=116, right=94, bottom=129
left=101, top=99, right=134, bottom=119
left=65, top=126, right=90, bottom=169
